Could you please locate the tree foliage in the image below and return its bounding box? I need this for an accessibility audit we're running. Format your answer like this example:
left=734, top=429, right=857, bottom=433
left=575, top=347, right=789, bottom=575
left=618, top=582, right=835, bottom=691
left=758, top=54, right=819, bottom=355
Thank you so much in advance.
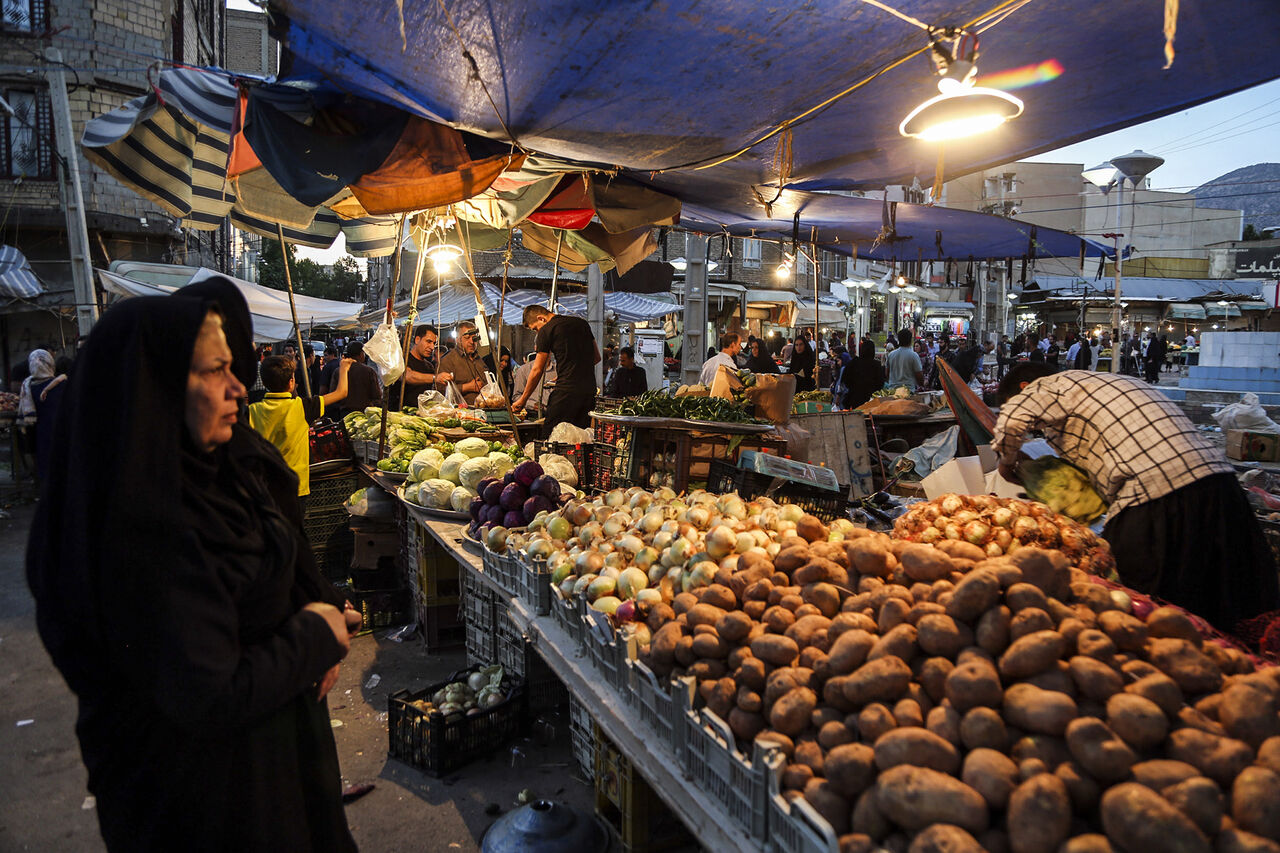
left=258, top=238, right=364, bottom=302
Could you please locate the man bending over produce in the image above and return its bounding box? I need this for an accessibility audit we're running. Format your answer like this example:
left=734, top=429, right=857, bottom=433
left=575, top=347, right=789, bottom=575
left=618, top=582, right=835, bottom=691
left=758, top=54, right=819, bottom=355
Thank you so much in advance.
left=514, top=305, right=600, bottom=429
left=993, top=362, right=1278, bottom=630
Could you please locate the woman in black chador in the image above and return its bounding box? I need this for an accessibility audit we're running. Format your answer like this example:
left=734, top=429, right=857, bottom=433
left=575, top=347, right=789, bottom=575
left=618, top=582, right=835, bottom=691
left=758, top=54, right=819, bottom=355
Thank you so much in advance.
left=27, top=277, right=359, bottom=852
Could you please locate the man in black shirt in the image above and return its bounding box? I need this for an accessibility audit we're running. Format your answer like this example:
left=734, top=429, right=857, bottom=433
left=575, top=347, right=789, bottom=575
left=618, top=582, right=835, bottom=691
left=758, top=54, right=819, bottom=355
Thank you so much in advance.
left=607, top=346, right=648, bottom=397
left=393, top=325, right=455, bottom=409
left=513, top=305, right=600, bottom=428
left=338, top=341, right=383, bottom=416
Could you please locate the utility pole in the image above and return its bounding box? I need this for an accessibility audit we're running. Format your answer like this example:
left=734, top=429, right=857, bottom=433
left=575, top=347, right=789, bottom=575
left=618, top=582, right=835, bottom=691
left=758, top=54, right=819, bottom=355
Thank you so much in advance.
left=45, top=47, right=98, bottom=336
left=681, top=234, right=709, bottom=386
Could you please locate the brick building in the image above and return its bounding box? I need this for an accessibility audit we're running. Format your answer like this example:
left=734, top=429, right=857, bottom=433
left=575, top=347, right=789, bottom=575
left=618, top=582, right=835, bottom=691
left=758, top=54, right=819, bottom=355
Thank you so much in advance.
left=0, top=0, right=224, bottom=377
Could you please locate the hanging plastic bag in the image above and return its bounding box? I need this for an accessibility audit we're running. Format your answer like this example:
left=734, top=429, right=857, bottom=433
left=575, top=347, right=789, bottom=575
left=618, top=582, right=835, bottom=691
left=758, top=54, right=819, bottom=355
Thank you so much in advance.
left=362, top=322, right=404, bottom=386
left=474, top=371, right=507, bottom=410
left=416, top=389, right=446, bottom=411
left=444, top=381, right=465, bottom=408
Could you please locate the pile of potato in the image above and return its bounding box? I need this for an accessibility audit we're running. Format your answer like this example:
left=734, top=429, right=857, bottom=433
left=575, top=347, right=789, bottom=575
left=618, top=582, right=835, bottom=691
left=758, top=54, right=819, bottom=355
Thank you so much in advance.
left=630, top=514, right=1280, bottom=853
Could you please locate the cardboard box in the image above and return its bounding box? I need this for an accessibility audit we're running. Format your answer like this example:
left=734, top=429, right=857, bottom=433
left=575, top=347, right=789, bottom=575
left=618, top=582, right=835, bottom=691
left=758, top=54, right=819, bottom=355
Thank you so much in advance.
left=792, top=401, right=834, bottom=414
left=1226, top=430, right=1280, bottom=462
left=921, top=443, right=1030, bottom=500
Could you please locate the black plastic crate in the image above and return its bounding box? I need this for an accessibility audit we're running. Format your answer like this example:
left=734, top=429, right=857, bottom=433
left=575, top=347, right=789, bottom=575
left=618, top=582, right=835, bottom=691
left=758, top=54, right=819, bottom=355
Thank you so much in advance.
left=308, top=470, right=359, bottom=513
left=463, top=571, right=497, bottom=666
left=534, top=440, right=594, bottom=487
left=341, top=585, right=412, bottom=636
left=707, top=459, right=846, bottom=522
left=311, top=542, right=353, bottom=584
left=387, top=666, right=526, bottom=777
left=419, top=600, right=465, bottom=652
left=591, top=443, right=633, bottom=492
left=496, top=614, right=568, bottom=714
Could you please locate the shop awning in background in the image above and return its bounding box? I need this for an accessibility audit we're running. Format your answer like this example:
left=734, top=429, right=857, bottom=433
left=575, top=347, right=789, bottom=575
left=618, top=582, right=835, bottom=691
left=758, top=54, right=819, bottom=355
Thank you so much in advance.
left=0, top=245, right=43, bottom=299
left=924, top=301, right=976, bottom=315
left=794, top=298, right=846, bottom=326
left=99, top=266, right=366, bottom=340
left=363, top=281, right=682, bottom=328
left=746, top=289, right=798, bottom=306
left=1167, top=303, right=1207, bottom=319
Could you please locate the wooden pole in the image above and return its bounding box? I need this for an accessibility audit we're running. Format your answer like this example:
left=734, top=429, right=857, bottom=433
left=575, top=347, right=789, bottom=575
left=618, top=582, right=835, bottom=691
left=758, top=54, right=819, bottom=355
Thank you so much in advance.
left=377, top=296, right=394, bottom=463
left=276, top=223, right=311, bottom=398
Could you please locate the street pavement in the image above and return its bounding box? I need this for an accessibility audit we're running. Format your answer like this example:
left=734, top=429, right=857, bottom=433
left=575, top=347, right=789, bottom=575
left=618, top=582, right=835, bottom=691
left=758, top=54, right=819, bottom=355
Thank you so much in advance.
left=0, top=494, right=594, bottom=852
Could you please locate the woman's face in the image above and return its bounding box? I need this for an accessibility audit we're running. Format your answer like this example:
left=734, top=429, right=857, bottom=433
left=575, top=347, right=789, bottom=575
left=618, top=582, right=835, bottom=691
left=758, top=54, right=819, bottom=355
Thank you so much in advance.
left=185, top=313, right=246, bottom=453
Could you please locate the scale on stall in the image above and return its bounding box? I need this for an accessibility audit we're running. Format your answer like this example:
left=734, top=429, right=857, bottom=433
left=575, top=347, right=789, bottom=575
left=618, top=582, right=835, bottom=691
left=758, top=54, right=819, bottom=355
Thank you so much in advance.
left=737, top=451, right=841, bottom=492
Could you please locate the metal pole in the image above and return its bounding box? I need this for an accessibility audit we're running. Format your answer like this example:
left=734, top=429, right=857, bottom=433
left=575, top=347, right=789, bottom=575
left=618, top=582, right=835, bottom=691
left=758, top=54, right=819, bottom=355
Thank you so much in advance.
left=275, top=224, right=311, bottom=398
left=45, top=47, right=98, bottom=336
left=1111, top=183, right=1124, bottom=373
left=587, top=264, right=606, bottom=388
left=681, top=234, right=709, bottom=386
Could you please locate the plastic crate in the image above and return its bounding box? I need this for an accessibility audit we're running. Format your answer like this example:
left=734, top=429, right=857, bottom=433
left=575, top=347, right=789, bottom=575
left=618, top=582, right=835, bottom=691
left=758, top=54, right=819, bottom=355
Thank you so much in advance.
left=463, top=571, right=497, bottom=666
left=495, top=611, right=569, bottom=714
left=550, top=589, right=586, bottom=647
left=387, top=666, right=526, bottom=777
left=534, top=440, right=594, bottom=486
left=591, top=443, right=635, bottom=491
left=308, top=470, right=360, bottom=512
left=517, top=552, right=555, bottom=616
left=480, top=542, right=520, bottom=597
left=418, top=600, right=465, bottom=651
left=682, top=706, right=774, bottom=844
left=414, top=533, right=463, bottom=604
left=629, top=661, right=697, bottom=765
left=594, top=727, right=695, bottom=853
left=310, top=541, right=353, bottom=584
left=581, top=610, right=636, bottom=692
left=767, top=754, right=840, bottom=853
left=569, top=694, right=596, bottom=782
left=707, top=458, right=845, bottom=522
left=345, top=586, right=413, bottom=636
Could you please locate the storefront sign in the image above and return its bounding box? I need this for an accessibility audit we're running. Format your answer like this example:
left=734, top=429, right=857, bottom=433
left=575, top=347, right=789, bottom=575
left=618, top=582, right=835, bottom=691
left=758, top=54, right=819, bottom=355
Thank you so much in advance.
left=1236, top=248, right=1280, bottom=277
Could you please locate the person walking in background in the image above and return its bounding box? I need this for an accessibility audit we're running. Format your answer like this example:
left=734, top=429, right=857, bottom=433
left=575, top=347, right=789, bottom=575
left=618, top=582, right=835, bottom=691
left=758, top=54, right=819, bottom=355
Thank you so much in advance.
left=842, top=339, right=884, bottom=409
left=780, top=337, right=794, bottom=362
left=699, top=332, right=741, bottom=386
left=744, top=337, right=779, bottom=374
left=788, top=335, right=816, bottom=392
left=337, top=341, right=382, bottom=417
left=513, top=352, right=556, bottom=416
left=885, top=328, right=924, bottom=392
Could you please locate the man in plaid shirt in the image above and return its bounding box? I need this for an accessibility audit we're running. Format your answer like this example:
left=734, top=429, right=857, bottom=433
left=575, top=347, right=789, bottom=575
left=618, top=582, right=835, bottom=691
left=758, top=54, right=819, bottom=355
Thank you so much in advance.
left=995, top=363, right=1278, bottom=631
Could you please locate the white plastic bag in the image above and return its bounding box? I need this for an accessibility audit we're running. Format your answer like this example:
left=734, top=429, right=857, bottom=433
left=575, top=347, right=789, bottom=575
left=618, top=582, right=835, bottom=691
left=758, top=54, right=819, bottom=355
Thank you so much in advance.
left=474, top=371, right=507, bottom=409
left=345, top=486, right=397, bottom=518
left=363, top=322, right=404, bottom=385
left=416, top=389, right=446, bottom=412
left=548, top=422, right=594, bottom=444
left=1212, top=392, right=1280, bottom=433
left=444, top=381, right=465, bottom=408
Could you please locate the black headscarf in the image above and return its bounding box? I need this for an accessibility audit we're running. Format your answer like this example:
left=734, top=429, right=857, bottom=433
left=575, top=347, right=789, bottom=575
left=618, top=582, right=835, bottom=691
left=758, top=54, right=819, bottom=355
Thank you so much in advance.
left=181, top=275, right=257, bottom=388
left=789, top=337, right=816, bottom=391
left=745, top=341, right=779, bottom=374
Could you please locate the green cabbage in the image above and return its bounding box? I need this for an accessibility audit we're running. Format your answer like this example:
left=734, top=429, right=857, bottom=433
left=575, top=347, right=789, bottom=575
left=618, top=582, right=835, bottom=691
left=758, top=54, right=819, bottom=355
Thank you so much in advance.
left=456, top=437, right=491, bottom=458
left=450, top=486, right=477, bottom=512
left=403, top=482, right=421, bottom=504
left=419, top=478, right=457, bottom=508
left=458, top=456, right=495, bottom=491
left=408, top=447, right=445, bottom=482
left=487, top=451, right=516, bottom=477
left=439, top=452, right=469, bottom=485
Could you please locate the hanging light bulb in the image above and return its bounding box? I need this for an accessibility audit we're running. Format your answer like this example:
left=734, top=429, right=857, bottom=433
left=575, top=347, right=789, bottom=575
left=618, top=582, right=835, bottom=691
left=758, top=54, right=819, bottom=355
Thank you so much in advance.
left=899, top=28, right=1023, bottom=142
left=775, top=251, right=795, bottom=279
left=423, top=227, right=464, bottom=274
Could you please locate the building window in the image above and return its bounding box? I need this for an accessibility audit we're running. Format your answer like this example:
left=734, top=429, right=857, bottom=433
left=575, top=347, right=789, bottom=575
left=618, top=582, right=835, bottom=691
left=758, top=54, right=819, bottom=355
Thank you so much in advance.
left=2, top=0, right=49, bottom=33
left=741, top=238, right=761, bottom=268
left=798, top=251, right=811, bottom=275
left=1, top=88, right=55, bottom=180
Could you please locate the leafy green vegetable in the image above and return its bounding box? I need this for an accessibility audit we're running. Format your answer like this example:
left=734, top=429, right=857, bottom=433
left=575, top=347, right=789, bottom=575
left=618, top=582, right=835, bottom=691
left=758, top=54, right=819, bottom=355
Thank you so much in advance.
left=605, top=390, right=763, bottom=424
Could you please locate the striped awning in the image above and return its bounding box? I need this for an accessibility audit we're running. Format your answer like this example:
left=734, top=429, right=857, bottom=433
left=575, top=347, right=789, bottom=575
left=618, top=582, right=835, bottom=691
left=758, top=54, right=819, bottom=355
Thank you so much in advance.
left=0, top=245, right=43, bottom=299
left=363, top=282, right=682, bottom=327
left=81, top=68, right=399, bottom=256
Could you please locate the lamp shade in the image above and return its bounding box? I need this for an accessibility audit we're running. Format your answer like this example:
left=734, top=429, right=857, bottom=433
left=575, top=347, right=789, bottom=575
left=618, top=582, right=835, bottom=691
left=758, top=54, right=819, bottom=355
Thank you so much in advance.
left=899, top=87, right=1024, bottom=141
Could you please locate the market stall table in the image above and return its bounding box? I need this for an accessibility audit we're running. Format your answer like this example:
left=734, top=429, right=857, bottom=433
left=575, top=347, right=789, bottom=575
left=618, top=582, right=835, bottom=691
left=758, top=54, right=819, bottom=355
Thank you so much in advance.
left=407, top=514, right=759, bottom=853
left=866, top=408, right=958, bottom=451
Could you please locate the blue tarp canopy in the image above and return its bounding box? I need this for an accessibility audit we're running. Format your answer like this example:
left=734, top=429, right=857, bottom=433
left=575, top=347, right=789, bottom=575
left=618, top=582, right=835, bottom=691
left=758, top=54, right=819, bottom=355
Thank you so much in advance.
left=270, top=0, right=1280, bottom=235
left=1026, top=275, right=1267, bottom=302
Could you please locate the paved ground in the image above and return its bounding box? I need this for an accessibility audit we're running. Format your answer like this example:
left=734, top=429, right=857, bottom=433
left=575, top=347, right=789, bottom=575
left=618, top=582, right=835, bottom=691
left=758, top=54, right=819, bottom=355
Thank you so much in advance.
left=0, top=487, right=595, bottom=852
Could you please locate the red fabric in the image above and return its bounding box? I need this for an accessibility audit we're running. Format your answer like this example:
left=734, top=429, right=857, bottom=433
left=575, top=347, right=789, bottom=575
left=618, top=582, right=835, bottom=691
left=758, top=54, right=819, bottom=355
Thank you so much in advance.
left=526, top=174, right=594, bottom=229
left=226, top=87, right=262, bottom=178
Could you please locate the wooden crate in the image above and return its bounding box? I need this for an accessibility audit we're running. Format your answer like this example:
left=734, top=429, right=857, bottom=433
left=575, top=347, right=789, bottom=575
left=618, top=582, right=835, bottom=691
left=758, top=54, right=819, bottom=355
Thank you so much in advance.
left=790, top=411, right=874, bottom=499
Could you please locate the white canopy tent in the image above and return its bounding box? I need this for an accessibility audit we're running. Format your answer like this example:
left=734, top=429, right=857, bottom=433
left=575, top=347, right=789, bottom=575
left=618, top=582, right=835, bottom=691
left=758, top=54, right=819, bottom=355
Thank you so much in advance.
left=98, top=264, right=367, bottom=341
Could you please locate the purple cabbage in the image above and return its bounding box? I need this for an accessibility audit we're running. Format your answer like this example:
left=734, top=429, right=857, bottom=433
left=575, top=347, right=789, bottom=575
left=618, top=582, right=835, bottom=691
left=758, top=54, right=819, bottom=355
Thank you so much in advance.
left=502, top=510, right=526, bottom=529
left=481, top=504, right=505, bottom=525
left=500, top=482, right=528, bottom=511
left=482, top=481, right=505, bottom=506
left=523, top=495, right=553, bottom=523
left=469, top=496, right=484, bottom=521
left=513, top=460, right=543, bottom=488
left=530, top=474, right=560, bottom=501
left=475, top=477, right=498, bottom=497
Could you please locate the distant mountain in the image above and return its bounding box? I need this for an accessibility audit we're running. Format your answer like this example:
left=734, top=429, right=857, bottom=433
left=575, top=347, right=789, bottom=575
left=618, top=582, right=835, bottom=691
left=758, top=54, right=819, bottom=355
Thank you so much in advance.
left=1191, top=163, right=1280, bottom=232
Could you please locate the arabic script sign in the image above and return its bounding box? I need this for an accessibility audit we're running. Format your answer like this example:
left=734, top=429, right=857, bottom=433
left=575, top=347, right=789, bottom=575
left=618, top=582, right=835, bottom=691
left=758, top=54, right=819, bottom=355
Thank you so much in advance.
left=1235, top=248, right=1280, bottom=277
